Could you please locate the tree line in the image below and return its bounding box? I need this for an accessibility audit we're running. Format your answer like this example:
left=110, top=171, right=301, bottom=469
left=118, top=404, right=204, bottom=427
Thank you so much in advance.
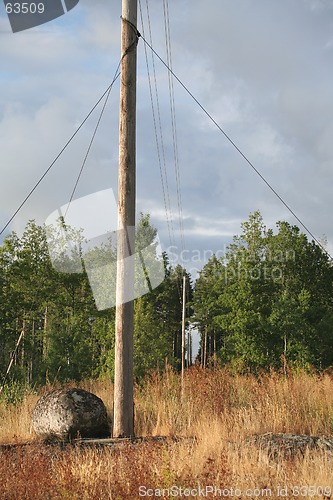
left=1, top=210, right=333, bottom=390
left=194, top=211, right=333, bottom=372
left=0, top=216, right=192, bottom=388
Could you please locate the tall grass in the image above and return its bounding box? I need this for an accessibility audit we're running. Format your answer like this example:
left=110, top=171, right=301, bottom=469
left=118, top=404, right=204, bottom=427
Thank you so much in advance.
left=135, top=365, right=333, bottom=438
left=1, top=366, right=333, bottom=498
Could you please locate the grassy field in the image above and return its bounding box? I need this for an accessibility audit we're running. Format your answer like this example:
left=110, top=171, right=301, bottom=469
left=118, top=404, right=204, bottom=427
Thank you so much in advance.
left=1, top=366, right=333, bottom=498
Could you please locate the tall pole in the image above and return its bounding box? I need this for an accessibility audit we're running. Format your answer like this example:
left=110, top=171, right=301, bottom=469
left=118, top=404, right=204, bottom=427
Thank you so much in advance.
left=181, top=273, right=186, bottom=393
left=113, top=0, right=138, bottom=438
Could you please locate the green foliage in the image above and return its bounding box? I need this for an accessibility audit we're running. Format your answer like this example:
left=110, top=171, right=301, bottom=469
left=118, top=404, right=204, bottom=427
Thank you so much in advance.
left=3, top=209, right=332, bottom=384
left=193, top=210, right=333, bottom=372
left=0, top=380, right=34, bottom=406
left=0, top=215, right=187, bottom=387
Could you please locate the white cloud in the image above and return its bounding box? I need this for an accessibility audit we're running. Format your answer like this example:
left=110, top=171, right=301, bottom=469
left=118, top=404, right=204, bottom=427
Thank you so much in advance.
left=1, top=0, right=333, bottom=270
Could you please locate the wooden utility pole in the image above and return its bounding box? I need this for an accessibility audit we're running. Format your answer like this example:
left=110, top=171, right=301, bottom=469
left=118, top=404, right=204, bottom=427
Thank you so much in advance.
left=113, top=0, right=138, bottom=438
left=181, top=273, right=186, bottom=392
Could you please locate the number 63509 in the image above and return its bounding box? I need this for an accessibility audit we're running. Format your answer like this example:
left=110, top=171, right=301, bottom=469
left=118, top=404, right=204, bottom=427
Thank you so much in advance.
left=5, top=3, right=45, bottom=14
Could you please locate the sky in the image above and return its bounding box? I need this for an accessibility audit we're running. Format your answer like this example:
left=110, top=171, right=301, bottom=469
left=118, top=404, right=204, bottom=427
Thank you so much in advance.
left=1, top=0, right=333, bottom=283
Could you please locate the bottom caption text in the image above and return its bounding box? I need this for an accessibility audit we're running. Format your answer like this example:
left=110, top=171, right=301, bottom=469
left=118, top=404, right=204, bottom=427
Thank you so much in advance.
left=139, top=485, right=332, bottom=497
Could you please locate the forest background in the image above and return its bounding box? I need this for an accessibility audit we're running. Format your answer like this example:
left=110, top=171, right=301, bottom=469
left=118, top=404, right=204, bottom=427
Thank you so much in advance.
left=1, top=209, right=333, bottom=398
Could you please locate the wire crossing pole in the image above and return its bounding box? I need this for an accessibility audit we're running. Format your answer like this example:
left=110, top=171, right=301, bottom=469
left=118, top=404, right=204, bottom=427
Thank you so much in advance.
left=113, top=0, right=138, bottom=438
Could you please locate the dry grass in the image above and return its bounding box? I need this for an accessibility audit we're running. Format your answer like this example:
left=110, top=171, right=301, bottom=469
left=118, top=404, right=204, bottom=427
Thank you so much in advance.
left=0, top=392, right=39, bottom=443
left=1, top=366, right=333, bottom=498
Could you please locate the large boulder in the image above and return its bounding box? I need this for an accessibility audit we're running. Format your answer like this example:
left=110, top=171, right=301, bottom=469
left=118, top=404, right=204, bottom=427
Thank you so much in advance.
left=32, top=388, right=110, bottom=440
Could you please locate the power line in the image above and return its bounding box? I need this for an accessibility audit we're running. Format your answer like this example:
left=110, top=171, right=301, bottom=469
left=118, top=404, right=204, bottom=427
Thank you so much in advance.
left=0, top=65, right=119, bottom=392
left=0, top=69, right=121, bottom=237
left=64, top=81, right=114, bottom=219
left=140, top=35, right=332, bottom=261
left=162, top=0, right=186, bottom=255
left=139, top=0, right=185, bottom=304
left=139, top=0, right=175, bottom=249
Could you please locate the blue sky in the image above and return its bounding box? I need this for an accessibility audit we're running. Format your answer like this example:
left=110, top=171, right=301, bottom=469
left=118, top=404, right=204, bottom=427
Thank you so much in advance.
left=1, top=0, right=333, bottom=279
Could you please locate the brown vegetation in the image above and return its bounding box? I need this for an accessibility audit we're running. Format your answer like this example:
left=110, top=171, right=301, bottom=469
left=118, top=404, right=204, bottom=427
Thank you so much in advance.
left=1, top=366, right=333, bottom=498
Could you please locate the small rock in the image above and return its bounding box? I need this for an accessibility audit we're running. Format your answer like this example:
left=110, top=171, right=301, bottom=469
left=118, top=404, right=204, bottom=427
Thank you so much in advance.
left=32, top=388, right=110, bottom=441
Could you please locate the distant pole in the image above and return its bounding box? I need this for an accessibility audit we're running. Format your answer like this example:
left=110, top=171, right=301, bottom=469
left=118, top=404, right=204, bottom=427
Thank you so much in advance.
left=187, top=329, right=191, bottom=368
left=113, top=0, right=138, bottom=438
left=189, top=330, right=192, bottom=367
left=181, top=273, right=186, bottom=392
